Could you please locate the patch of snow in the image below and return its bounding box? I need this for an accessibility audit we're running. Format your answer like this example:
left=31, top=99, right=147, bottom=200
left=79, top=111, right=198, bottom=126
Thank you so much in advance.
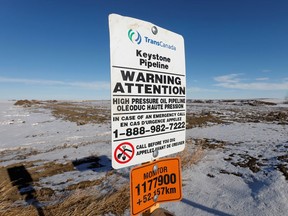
left=1, top=100, right=287, bottom=215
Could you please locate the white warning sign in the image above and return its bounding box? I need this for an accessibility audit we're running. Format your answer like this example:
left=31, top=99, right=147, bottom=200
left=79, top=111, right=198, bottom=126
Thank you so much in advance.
left=109, top=14, right=186, bottom=169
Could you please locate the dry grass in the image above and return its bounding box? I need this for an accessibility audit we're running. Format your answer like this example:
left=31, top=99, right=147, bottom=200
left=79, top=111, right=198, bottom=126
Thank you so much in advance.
left=195, top=138, right=227, bottom=150
left=178, top=146, right=204, bottom=169
left=186, top=113, right=224, bottom=129
left=0, top=161, right=75, bottom=204
left=46, top=184, right=130, bottom=216
left=0, top=137, right=211, bottom=216
left=177, top=138, right=228, bottom=169
left=0, top=185, right=130, bottom=216
left=14, top=100, right=42, bottom=107
left=13, top=100, right=110, bottom=125
left=177, top=139, right=205, bottom=169
left=29, top=162, right=75, bottom=181
left=43, top=102, right=110, bottom=125
left=277, top=164, right=288, bottom=180
left=0, top=137, right=230, bottom=215
left=0, top=159, right=129, bottom=216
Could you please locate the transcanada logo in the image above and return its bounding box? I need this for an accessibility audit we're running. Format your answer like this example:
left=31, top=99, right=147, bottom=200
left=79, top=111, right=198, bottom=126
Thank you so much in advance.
left=128, top=29, right=142, bottom=45
left=144, top=36, right=176, bottom=51
left=128, top=29, right=176, bottom=51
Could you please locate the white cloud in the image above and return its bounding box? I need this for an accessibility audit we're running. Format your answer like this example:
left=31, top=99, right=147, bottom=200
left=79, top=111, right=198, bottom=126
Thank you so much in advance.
left=0, top=77, right=110, bottom=90
left=213, top=73, right=243, bottom=83
left=187, top=87, right=218, bottom=93
left=0, top=77, right=62, bottom=85
left=214, top=74, right=288, bottom=90
left=261, top=69, right=272, bottom=73
left=256, top=77, right=269, bottom=81
left=65, top=81, right=110, bottom=90
left=216, top=82, right=288, bottom=90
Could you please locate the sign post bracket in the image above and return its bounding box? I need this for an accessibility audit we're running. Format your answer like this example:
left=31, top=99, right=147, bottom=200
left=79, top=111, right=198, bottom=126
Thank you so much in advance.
left=142, top=203, right=160, bottom=216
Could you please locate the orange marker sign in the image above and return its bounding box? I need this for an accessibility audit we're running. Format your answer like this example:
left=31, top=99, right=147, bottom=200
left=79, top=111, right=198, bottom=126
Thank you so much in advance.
left=130, top=158, right=182, bottom=215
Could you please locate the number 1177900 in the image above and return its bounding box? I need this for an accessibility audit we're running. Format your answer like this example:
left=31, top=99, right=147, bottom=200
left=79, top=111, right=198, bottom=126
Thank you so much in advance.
left=135, top=173, right=177, bottom=196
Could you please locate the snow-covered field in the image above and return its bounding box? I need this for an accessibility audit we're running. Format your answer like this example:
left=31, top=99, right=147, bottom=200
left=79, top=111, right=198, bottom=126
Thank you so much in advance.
left=0, top=99, right=287, bottom=215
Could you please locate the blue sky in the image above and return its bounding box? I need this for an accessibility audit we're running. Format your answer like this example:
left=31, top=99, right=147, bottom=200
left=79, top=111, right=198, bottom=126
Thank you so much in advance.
left=0, top=0, right=287, bottom=100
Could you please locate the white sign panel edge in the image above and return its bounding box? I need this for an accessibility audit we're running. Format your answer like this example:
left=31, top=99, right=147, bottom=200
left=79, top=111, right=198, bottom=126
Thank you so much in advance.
left=109, top=13, right=186, bottom=169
